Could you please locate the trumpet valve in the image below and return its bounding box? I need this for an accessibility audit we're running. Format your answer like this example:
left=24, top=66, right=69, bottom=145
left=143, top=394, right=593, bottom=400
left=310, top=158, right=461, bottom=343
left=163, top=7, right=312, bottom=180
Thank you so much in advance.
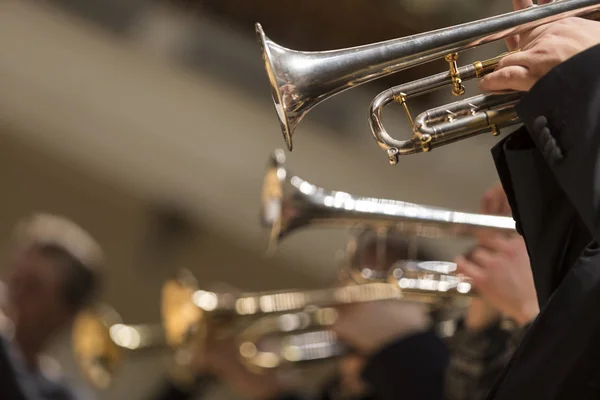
left=445, top=53, right=466, bottom=97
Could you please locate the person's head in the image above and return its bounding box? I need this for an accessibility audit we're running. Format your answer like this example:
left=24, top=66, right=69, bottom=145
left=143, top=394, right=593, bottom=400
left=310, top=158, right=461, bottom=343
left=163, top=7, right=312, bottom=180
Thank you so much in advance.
left=5, top=213, right=103, bottom=347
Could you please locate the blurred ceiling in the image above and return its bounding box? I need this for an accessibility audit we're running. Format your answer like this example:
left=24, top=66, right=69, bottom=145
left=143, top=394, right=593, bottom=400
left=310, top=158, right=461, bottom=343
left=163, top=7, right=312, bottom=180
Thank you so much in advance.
left=49, top=0, right=493, bottom=100
left=0, top=0, right=513, bottom=283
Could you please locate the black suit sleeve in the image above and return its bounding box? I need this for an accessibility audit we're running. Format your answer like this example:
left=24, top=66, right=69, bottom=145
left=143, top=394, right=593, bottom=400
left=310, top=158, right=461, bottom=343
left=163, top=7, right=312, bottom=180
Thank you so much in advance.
left=514, top=43, right=600, bottom=242
left=0, top=339, right=33, bottom=400
left=147, top=375, right=214, bottom=400
left=361, top=329, right=450, bottom=400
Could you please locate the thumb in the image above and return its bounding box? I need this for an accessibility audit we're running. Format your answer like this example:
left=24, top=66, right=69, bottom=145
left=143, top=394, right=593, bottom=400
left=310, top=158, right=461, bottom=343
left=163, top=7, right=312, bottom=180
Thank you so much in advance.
left=479, top=65, right=535, bottom=92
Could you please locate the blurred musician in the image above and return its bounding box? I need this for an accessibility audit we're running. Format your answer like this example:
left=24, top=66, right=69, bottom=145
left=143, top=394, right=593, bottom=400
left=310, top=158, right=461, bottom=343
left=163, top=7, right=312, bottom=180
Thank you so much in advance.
left=150, top=332, right=296, bottom=400
left=0, top=214, right=103, bottom=400
left=153, top=188, right=537, bottom=400
left=448, top=183, right=538, bottom=400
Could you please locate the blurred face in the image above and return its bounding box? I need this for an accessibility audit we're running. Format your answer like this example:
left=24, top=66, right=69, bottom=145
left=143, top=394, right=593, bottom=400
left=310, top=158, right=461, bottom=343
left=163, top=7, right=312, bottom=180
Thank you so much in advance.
left=5, top=247, right=71, bottom=342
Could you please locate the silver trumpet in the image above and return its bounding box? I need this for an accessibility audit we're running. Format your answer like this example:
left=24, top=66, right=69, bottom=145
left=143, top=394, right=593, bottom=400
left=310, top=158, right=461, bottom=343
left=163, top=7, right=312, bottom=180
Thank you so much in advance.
left=261, top=149, right=515, bottom=252
left=255, top=0, right=600, bottom=155
left=72, top=305, right=164, bottom=389
left=161, top=262, right=473, bottom=372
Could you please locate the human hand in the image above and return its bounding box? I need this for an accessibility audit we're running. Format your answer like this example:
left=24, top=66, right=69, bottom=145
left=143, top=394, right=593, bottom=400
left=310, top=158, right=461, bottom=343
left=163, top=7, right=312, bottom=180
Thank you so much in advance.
left=480, top=182, right=512, bottom=217
left=331, top=300, right=430, bottom=356
left=464, top=298, right=502, bottom=331
left=455, top=235, right=538, bottom=326
left=338, top=355, right=369, bottom=397
left=480, top=1, right=600, bottom=92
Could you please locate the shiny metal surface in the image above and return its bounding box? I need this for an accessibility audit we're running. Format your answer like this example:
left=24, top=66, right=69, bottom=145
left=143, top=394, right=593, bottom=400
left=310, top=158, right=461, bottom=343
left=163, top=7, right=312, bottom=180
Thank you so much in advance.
left=368, top=52, right=521, bottom=163
left=72, top=305, right=164, bottom=389
left=161, top=269, right=403, bottom=369
left=237, top=259, right=474, bottom=371
left=261, top=149, right=515, bottom=252
left=256, top=0, right=600, bottom=150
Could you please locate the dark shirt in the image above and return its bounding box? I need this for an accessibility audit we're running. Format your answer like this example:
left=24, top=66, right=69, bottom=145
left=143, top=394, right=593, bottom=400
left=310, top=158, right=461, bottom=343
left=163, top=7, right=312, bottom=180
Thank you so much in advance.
left=151, top=330, right=449, bottom=400
left=485, top=43, right=600, bottom=399
left=0, top=337, right=78, bottom=400
left=444, top=319, right=529, bottom=400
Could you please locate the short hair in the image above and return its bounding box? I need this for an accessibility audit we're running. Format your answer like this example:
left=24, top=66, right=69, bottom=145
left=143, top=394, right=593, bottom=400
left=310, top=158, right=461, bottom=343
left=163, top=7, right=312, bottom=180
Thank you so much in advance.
left=12, top=213, right=104, bottom=313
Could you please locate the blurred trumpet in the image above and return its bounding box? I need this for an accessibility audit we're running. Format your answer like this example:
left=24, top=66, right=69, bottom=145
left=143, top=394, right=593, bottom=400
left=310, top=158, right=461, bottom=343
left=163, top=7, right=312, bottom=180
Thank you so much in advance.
left=237, top=259, right=472, bottom=371
left=261, top=149, right=515, bottom=252
left=72, top=305, right=164, bottom=389
left=161, top=270, right=406, bottom=360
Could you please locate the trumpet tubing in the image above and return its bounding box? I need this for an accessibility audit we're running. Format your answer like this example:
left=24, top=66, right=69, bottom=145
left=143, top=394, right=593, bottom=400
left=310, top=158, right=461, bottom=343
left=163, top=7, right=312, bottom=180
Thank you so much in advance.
left=261, top=149, right=515, bottom=251
left=256, top=0, right=600, bottom=151
left=369, top=52, right=522, bottom=163
left=160, top=268, right=444, bottom=363
left=238, top=260, right=475, bottom=371
left=238, top=309, right=345, bottom=371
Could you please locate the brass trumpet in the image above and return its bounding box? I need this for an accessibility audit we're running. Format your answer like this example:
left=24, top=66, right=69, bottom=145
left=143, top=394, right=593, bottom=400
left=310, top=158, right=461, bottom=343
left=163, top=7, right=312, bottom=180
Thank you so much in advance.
left=255, top=0, right=600, bottom=155
left=261, top=149, right=515, bottom=252
left=237, top=259, right=472, bottom=371
left=72, top=305, right=164, bottom=389
left=161, top=270, right=407, bottom=360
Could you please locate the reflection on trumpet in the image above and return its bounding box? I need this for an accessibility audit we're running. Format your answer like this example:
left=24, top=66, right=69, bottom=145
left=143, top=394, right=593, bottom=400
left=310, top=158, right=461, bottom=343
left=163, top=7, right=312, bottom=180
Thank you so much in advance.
left=369, top=65, right=521, bottom=163
left=238, top=308, right=344, bottom=371
left=255, top=0, right=600, bottom=151
left=261, top=149, right=515, bottom=252
left=72, top=304, right=163, bottom=389
left=236, top=259, right=473, bottom=372
left=161, top=269, right=405, bottom=362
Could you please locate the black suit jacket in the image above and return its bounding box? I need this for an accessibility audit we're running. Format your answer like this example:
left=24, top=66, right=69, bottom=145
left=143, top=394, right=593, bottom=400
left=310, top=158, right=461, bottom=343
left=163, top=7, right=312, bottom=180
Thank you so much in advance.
left=486, top=43, right=600, bottom=399
left=150, top=330, right=449, bottom=400
left=0, top=337, right=76, bottom=400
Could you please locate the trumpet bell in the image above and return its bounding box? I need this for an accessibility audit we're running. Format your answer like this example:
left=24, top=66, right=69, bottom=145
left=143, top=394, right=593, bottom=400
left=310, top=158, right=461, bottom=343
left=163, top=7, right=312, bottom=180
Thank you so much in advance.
left=72, top=305, right=122, bottom=389
left=256, top=24, right=296, bottom=151
left=161, top=270, right=207, bottom=355
left=256, top=1, right=600, bottom=151
left=260, top=149, right=516, bottom=252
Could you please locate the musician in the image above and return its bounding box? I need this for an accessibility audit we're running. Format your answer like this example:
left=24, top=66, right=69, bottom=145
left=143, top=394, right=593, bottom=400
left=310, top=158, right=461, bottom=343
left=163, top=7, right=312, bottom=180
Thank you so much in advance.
left=0, top=213, right=103, bottom=400
left=469, top=1, right=600, bottom=398
left=149, top=234, right=441, bottom=400
left=449, top=183, right=538, bottom=400
left=330, top=207, right=538, bottom=400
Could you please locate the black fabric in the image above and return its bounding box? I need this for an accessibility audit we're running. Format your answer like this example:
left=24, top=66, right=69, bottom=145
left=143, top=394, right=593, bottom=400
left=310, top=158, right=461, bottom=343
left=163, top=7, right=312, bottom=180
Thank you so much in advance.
left=0, top=337, right=76, bottom=400
left=147, top=375, right=214, bottom=400
left=0, top=338, right=33, bottom=400
left=485, top=43, right=600, bottom=399
left=361, top=329, right=450, bottom=400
